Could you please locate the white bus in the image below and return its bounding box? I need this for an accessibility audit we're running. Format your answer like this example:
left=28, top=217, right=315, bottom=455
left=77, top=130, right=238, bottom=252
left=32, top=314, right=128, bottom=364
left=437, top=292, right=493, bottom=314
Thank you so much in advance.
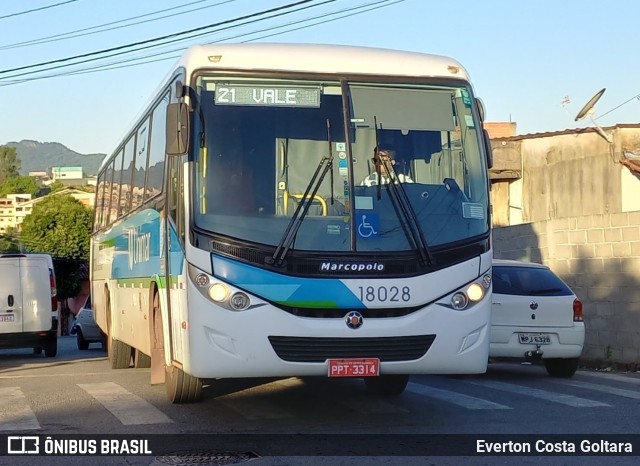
left=91, top=43, right=494, bottom=403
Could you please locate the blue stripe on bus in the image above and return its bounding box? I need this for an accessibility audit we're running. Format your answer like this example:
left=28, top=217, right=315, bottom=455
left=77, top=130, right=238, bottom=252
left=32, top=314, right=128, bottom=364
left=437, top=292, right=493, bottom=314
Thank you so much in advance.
left=211, top=254, right=364, bottom=309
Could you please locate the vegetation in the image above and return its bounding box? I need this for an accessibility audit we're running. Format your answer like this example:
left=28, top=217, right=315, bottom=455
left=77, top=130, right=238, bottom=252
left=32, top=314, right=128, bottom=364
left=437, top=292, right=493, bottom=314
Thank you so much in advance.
left=0, top=228, right=20, bottom=253
left=0, top=146, right=21, bottom=183
left=20, top=194, right=92, bottom=260
left=0, top=175, right=39, bottom=198
left=20, top=194, right=93, bottom=302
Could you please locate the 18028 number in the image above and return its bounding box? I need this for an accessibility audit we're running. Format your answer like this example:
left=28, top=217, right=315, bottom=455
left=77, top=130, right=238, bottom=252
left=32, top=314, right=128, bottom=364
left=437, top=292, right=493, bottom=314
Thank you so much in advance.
left=357, top=286, right=411, bottom=303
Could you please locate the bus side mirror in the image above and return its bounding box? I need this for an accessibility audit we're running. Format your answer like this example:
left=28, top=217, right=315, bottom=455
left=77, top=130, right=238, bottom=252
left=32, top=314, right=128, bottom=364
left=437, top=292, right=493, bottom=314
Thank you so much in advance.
left=483, top=128, right=493, bottom=169
left=166, top=102, right=190, bottom=156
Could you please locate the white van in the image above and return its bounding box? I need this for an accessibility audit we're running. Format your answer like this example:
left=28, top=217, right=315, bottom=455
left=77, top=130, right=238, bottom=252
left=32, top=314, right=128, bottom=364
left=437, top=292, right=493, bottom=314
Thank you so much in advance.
left=0, top=254, right=59, bottom=357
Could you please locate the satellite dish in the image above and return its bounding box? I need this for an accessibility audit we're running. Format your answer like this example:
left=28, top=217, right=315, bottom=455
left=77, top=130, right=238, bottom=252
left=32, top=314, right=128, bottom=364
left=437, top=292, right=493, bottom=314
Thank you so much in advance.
left=575, top=88, right=606, bottom=121
left=573, top=87, right=612, bottom=143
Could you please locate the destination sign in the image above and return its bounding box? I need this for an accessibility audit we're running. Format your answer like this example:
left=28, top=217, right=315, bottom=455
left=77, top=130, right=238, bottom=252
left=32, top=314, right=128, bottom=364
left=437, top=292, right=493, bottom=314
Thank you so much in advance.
left=214, top=85, right=320, bottom=107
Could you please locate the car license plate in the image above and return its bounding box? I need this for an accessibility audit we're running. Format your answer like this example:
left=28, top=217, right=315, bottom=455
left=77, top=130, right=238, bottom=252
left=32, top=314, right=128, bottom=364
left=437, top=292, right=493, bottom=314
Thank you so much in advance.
left=0, top=314, right=15, bottom=322
left=328, top=358, right=380, bottom=377
left=518, top=333, right=551, bottom=345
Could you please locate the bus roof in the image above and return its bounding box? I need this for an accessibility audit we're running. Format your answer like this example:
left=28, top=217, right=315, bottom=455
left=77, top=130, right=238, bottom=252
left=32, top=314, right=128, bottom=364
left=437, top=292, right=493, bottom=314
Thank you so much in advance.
left=175, top=43, right=472, bottom=81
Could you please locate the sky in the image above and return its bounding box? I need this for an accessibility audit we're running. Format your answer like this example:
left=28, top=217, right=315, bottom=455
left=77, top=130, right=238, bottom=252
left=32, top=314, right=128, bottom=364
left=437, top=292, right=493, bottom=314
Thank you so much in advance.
left=1, top=0, right=639, bottom=156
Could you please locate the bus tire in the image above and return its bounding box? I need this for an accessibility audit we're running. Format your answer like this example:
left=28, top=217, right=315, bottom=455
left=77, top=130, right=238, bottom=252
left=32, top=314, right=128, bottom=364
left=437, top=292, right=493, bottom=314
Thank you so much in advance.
left=165, top=364, right=202, bottom=404
left=364, top=374, right=409, bottom=396
left=106, top=290, right=132, bottom=369
left=110, top=338, right=132, bottom=369
left=134, top=350, right=151, bottom=368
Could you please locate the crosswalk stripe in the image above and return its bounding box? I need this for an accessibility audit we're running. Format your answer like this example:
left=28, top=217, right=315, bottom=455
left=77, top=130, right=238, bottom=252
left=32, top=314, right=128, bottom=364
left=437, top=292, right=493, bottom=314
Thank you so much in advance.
left=0, top=387, right=40, bottom=431
left=78, top=382, right=172, bottom=425
left=557, top=379, right=640, bottom=400
left=578, top=371, right=640, bottom=385
left=465, top=380, right=610, bottom=407
left=407, top=382, right=511, bottom=410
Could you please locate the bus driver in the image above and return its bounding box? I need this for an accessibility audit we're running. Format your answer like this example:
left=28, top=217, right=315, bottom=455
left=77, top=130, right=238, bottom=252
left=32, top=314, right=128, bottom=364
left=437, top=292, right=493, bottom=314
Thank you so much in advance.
left=360, top=143, right=414, bottom=186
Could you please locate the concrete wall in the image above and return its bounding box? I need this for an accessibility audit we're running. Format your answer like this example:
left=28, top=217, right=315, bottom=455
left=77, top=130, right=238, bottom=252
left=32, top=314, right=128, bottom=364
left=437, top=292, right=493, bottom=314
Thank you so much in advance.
left=493, top=214, right=640, bottom=366
left=491, top=127, right=640, bottom=367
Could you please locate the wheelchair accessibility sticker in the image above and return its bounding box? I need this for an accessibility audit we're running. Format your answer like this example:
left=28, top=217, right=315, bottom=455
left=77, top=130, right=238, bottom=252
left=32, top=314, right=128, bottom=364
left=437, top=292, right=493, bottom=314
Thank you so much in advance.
left=357, top=213, right=380, bottom=238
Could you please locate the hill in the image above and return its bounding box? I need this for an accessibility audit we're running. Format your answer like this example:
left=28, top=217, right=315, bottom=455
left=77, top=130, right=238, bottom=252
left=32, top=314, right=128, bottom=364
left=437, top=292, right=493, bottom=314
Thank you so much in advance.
left=3, top=140, right=106, bottom=176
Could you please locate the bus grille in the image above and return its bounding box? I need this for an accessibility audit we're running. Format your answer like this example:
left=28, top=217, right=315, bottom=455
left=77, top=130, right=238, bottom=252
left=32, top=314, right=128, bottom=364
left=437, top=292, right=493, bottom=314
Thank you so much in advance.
left=267, top=335, right=436, bottom=363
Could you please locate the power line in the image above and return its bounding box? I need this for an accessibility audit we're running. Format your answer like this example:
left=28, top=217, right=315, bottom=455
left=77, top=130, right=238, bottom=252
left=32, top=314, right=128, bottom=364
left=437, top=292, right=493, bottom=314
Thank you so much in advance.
left=0, top=0, right=330, bottom=76
left=0, top=0, right=404, bottom=87
left=0, top=0, right=79, bottom=21
left=0, top=0, right=337, bottom=80
left=0, top=0, right=234, bottom=51
left=597, top=92, right=640, bottom=121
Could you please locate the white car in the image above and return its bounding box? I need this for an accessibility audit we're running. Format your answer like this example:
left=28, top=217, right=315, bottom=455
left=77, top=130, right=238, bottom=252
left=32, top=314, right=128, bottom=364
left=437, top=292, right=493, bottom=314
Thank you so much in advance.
left=490, top=259, right=584, bottom=377
left=70, top=308, right=105, bottom=351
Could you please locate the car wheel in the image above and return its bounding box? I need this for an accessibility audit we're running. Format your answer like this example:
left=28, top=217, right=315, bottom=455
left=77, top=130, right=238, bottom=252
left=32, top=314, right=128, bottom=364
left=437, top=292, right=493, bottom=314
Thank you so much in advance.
left=33, top=347, right=42, bottom=355
left=44, top=338, right=57, bottom=358
left=544, top=358, right=579, bottom=377
left=76, top=329, right=89, bottom=350
left=364, top=375, right=410, bottom=395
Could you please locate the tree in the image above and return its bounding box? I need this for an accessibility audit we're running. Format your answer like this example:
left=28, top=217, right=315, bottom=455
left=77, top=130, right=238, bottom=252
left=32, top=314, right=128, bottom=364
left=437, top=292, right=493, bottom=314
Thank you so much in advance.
left=20, top=194, right=93, bottom=330
left=0, top=146, right=21, bottom=184
left=49, top=180, right=65, bottom=193
left=0, top=175, right=39, bottom=198
left=20, top=194, right=93, bottom=260
left=0, top=227, right=20, bottom=253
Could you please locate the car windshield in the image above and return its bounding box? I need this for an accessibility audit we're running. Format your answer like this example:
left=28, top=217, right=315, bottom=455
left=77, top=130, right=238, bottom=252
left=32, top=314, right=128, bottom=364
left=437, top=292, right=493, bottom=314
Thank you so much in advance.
left=192, top=76, right=490, bottom=253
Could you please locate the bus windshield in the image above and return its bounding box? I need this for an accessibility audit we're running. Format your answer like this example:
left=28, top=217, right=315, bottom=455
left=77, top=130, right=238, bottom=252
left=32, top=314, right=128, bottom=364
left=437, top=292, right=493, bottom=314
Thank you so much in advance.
left=192, top=76, right=489, bottom=253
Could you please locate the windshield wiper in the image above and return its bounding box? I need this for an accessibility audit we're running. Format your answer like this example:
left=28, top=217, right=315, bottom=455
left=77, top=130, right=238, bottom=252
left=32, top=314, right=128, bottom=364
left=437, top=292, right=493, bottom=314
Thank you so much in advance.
left=373, top=118, right=434, bottom=266
left=267, top=120, right=334, bottom=268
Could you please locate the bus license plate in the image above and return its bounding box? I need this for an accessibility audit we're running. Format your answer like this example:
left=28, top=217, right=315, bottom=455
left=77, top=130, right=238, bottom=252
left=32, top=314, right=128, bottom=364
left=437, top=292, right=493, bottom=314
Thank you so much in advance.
left=328, top=358, right=380, bottom=377
left=518, top=333, right=551, bottom=345
left=0, top=314, right=14, bottom=322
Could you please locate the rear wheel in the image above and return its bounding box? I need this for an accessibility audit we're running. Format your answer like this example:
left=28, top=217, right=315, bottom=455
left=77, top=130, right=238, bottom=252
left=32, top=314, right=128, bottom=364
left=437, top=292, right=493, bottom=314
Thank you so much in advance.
left=134, top=350, right=151, bottom=368
left=364, top=375, right=409, bottom=396
left=33, top=347, right=42, bottom=355
left=106, top=292, right=132, bottom=369
left=44, top=338, right=57, bottom=357
left=544, top=358, right=579, bottom=377
left=76, top=329, right=89, bottom=350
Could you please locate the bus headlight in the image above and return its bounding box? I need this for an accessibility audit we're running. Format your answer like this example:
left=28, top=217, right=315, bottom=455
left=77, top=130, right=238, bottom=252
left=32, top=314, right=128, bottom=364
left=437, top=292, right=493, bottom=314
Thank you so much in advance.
left=445, top=272, right=491, bottom=311
left=466, top=283, right=484, bottom=302
left=209, top=283, right=230, bottom=302
left=451, top=292, right=468, bottom=310
left=230, top=292, right=251, bottom=311
left=194, top=273, right=210, bottom=287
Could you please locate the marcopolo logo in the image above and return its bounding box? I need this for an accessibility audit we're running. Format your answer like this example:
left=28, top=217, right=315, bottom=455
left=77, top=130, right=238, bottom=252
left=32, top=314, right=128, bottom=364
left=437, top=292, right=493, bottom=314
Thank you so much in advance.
left=319, top=262, right=385, bottom=273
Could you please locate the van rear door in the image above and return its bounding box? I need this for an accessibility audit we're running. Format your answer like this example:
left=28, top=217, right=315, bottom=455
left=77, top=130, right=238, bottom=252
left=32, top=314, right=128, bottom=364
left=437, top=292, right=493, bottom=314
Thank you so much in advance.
left=0, top=256, right=24, bottom=333
left=20, top=255, right=54, bottom=333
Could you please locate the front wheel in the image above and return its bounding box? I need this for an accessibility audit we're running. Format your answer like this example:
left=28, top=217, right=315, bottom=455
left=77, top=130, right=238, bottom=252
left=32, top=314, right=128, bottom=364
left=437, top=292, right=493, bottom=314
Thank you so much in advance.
left=364, top=375, right=409, bottom=396
left=165, top=365, right=202, bottom=403
left=544, top=358, right=579, bottom=377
